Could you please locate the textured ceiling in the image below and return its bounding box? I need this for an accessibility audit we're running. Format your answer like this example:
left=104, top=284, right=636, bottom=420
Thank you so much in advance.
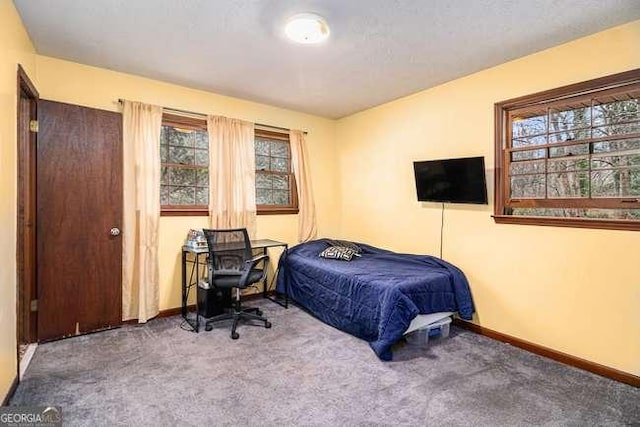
left=14, top=0, right=640, bottom=118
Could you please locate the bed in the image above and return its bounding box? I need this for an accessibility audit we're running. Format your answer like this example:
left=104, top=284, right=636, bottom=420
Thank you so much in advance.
left=276, top=239, right=475, bottom=360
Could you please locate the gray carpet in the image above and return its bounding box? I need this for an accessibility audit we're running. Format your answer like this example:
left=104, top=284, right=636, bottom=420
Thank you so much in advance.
left=11, top=301, right=640, bottom=426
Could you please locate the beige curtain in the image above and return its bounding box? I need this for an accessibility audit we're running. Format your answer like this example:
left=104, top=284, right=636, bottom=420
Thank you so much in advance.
left=290, top=130, right=317, bottom=242
left=207, top=115, right=257, bottom=237
left=122, top=100, right=163, bottom=323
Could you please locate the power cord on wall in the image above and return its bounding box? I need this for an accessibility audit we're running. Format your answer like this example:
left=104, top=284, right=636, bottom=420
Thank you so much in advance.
left=440, top=202, right=445, bottom=259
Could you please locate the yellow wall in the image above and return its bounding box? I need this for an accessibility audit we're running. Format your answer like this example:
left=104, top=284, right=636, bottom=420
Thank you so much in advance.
left=34, top=55, right=340, bottom=311
left=0, top=0, right=37, bottom=401
left=336, top=21, right=640, bottom=375
left=1, top=1, right=638, bottom=403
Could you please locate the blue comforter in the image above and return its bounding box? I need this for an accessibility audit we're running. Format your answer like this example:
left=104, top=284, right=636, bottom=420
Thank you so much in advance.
left=276, top=239, right=474, bottom=361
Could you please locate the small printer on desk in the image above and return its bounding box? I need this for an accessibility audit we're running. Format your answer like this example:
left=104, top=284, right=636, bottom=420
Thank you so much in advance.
left=185, top=229, right=207, bottom=250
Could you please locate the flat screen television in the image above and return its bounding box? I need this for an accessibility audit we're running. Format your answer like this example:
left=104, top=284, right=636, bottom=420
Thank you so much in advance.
left=413, top=156, right=488, bottom=204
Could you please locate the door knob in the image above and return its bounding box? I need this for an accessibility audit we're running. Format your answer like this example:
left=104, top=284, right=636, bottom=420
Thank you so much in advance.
left=110, top=227, right=121, bottom=236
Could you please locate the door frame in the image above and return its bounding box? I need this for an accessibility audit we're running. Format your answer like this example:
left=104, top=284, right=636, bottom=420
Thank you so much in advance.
left=16, top=64, right=39, bottom=371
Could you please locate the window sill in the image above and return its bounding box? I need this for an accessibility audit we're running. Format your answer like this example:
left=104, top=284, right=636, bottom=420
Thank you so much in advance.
left=492, top=215, right=640, bottom=231
left=160, top=208, right=299, bottom=217
left=257, top=208, right=299, bottom=216
left=161, top=208, right=208, bottom=217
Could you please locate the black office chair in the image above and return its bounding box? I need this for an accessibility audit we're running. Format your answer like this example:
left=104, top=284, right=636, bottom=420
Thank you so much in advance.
left=202, top=228, right=271, bottom=339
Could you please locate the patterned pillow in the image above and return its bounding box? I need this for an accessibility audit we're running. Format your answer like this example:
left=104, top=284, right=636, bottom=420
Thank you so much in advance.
left=325, top=239, right=362, bottom=254
left=319, top=246, right=360, bottom=261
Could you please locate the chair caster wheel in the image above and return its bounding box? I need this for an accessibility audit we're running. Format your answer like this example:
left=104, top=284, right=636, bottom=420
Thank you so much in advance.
left=231, top=332, right=239, bottom=340
left=265, top=321, right=272, bottom=329
left=205, top=324, right=212, bottom=332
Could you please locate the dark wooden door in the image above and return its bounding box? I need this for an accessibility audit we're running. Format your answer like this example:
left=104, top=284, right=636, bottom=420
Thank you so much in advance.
left=37, top=100, right=123, bottom=341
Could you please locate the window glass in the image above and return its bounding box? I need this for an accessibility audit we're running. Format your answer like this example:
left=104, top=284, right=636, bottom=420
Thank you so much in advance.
left=160, top=124, right=209, bottom=208
left=255, top=134, right=297, bottom=213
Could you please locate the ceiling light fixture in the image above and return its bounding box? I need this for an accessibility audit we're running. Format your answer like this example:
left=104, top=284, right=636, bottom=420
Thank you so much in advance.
left=285, top=13, right=330, bottom=44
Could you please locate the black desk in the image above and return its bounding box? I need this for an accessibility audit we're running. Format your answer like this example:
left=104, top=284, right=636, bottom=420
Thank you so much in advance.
left=181, top=239, right=288, bottom=332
